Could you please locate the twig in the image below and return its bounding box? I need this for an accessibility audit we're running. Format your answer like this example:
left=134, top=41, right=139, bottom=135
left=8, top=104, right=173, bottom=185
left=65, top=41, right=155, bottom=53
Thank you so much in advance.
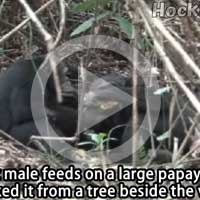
left=174, top=113, right=200, bottom=162
left=0, top=130, right=34, bottom=153
left=18, top=0, right=65, bottom=103
left=30, top=135, right=77, bottom=143
left=0, top=0, right=56, bottom=45
left=138, top=2, right=200, bottom=114
left=137, top=0, right=200, bottom=80
left=0, top=0, right=6, bottom=18
left=125, top=0, right=140, bottom=167
left=76, top=58, right=86, bottom=141
left=176, top=142, right=200, bottom=166
left=106, top=124, right=128, bottom=152
left=53, top=0, right=66, bottom=47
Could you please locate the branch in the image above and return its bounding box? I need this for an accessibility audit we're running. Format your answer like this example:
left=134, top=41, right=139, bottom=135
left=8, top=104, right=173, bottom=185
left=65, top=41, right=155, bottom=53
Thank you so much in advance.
left=0, top=0, right=56, bottom=45
left=18, top=0, right=63, bottom=103
left=53, top=0, right=65, bottom=47
left=137, top=1, right=200, bottom=114
left=138, top=0, right=200, bottom=80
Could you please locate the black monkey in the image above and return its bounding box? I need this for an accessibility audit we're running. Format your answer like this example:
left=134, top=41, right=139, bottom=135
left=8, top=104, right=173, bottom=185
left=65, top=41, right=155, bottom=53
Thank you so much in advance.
left=0, top=57, right=78, bottom=145
left=0, top=58, right=43, bottom=131
left=10, top=105, right=78, bottom=145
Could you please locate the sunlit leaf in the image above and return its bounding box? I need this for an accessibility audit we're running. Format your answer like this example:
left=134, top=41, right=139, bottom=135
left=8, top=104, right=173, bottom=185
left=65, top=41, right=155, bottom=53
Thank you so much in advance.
left=87, top=133, right=99, bottom=144
left=154, top=87, right=171, bottom=95
left=86, top=132, right=106, bottom=144
left=99, top=132, right=107, bottom=140
left=156, top=131, right=170, bottom=141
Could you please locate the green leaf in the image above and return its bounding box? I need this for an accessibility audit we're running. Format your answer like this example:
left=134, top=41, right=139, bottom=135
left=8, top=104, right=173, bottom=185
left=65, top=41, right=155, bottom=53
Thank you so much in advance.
left=86, top=133, right=98, bottom=144
left=71, top=12, right=110, bottom=37
left=156, top=131, right=170, bottom=141
left=73, top=0, right=113, bottom=12
left=138, top=145, right=148, bottom=160
left=87, top=132, right=107, bottom=144
left=71, top=19, right=93, bottom=37
left=99, top=132, right=107, bottom=140
left=0, top=48, right=4, bottom=55
left=113, top=16, right=133, bottom=39
left=140, top=37, right=154, bottom=50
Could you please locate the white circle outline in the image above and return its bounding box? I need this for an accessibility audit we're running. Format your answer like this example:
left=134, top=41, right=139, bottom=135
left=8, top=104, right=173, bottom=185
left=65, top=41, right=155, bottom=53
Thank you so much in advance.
left=31, top=35, right=161, bottom=163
